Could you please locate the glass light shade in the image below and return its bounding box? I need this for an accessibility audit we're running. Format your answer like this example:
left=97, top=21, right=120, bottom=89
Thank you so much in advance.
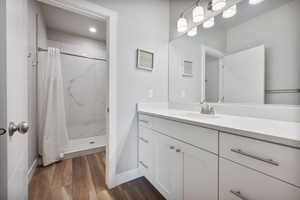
left=212, top=0, right=226, bottom=11
left=203, top=17, right=215, bottom=29
left=193, top=5, right=204, bottom=23
left=249, top=0, right=264, bottom=5
left=89, top=27, right=97, bottom=33
left=177, top=16, right=188, bottom=32
left=187, top=27, right=197, bottom=37
left=222, top=4, right=237, bottom=18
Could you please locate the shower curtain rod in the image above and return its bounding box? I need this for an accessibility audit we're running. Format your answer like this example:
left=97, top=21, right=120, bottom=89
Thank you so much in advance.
left=38, top=47, right=107, bottom=62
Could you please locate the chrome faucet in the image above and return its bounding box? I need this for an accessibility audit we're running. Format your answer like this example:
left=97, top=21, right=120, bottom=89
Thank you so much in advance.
left=200, top=101, right=215, bottom=115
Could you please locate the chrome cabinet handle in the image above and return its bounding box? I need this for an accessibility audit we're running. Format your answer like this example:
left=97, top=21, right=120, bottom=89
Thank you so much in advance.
left=176, top=149, right=181, bottom=153
left=231, top=148, right=279, bottom=166
left=170, top=146, right=175, bottom=150
left=139, top=137, right=149, bottom=143
left=0, top=128, right=6, bottom=136
left=139, top=120, right=149, bottom=124
left=139, top=161, right=149, bottom=169
left=230, top=190, right=249, bottom=200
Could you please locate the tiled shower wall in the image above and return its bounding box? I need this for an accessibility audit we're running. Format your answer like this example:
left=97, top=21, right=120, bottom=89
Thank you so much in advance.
left=48, top=29, right=107, bottom=139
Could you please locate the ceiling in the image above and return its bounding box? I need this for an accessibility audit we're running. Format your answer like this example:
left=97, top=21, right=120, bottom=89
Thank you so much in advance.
left=39, top=3, right=106, bottom=41
left=214, top=0, right=295, bottom=30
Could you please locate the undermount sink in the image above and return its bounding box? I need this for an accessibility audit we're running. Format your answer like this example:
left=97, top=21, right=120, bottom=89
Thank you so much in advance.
left=177, top=112, right=219, bottom=119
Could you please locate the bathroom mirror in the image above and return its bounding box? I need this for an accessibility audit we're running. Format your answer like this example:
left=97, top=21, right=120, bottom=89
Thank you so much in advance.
left=169, top=0, right=300, bottom=105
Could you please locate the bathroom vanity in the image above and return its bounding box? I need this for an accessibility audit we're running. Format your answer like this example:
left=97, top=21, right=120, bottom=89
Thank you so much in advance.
left=137, top=106, right=300, bottom=200
left=138, top=0, right=300, bottom=199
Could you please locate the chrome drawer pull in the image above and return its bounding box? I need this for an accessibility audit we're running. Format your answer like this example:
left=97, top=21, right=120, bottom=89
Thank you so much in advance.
left=139, top=137, right=149, bottom=143
left=231, top=148, right=279, bottom=166
left=230, top=190, right=249, bottom=200
left=139, top=120, right=149, bottom=124
left=139, top=161, right=149, bottom=169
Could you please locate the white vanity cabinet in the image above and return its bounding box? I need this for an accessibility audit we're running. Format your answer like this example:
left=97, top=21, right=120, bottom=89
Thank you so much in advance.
left=138, top=114, right=218, bottom=200
left=138, top=113, right=300, bottom=200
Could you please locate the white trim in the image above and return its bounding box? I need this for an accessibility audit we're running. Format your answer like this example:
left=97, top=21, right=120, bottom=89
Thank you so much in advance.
left=115, top=168, right=143, bottom=186
left=27, top=159, right=38, bottom=183
left=0, top=0, right=7, bottom=199
left=37, top=0, right=118, bottom=189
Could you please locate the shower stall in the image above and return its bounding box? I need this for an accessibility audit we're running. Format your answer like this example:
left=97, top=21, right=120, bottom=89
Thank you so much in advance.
left=60, top=49, right=108, bottom=156
left=34, top=2, right=108, bottom=164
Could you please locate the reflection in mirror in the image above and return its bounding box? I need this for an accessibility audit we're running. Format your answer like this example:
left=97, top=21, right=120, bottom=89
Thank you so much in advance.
left=169, top=0, right=300, bottom=105
left=203, top=46, right=223, bottom=103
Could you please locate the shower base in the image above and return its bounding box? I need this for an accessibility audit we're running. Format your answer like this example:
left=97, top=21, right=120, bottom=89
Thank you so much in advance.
left=64, top=135, right=106, bottom=159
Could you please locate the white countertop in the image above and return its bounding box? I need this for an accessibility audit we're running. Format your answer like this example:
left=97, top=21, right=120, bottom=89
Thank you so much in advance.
left=138, top=107, right=300, bottom=149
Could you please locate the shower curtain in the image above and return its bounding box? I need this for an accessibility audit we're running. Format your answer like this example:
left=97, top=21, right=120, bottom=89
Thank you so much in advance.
left=38, top=47, right=69, bottom=166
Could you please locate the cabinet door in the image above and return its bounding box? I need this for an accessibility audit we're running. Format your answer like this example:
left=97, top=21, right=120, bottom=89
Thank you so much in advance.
left=154, top=133, right=181, bottom=200
left=180, top=144, right=218, bottom=200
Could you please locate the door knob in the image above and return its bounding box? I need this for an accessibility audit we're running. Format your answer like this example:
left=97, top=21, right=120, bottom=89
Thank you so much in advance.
left=9, top=121, right=29, bottom=136
left=0, top=128, right=6, bottom=136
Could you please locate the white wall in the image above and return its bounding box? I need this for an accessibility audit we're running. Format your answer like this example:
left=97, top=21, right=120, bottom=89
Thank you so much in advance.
left=169, top=36, right=202, bottom=103
left=47, top=29, right=108, bottom=140
left=226, top=0, right=300, bottom=105
left=87, top=0, right=170, bottom=173
left=27, top=0, right=48, bottom=169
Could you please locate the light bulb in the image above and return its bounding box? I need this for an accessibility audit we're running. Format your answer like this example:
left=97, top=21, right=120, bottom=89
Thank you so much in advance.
left=222, top=4, right=237, bottom=18
left=212, top=0, right=226, bottom=11
left=249, top=0, right=264, bottom=5
left=89, top=27, right=97, bottom=33
left=187, top=27, right=197, bottom=37
left=203, top=17, right=215, bottom=29
left=177, top=16, right=188, bottom=32
left=193, top=5, right=204, bottom=23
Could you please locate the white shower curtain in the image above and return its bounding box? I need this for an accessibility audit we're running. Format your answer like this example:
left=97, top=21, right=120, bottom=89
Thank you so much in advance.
left=38, top=47, right=69, bottom=166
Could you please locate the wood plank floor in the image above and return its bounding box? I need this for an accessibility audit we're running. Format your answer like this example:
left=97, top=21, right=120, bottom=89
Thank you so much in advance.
left=29, top=152, right=165, bottom=200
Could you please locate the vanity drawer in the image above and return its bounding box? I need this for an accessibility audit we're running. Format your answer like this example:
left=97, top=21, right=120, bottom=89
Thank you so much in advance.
left=220, top=158, right=300, bottom=200
left=220, top=132, right=300, bottom=187
left=153, top=117, right=218, bottom=154
left=139, top=126, right=155, bottom=181
left=138, top=114, right=153, bottom=128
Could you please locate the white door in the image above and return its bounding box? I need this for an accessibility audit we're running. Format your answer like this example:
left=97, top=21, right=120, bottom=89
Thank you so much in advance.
left=223, top=45, right=265, bottom=104
left=0, top=0, right=29, bottom=200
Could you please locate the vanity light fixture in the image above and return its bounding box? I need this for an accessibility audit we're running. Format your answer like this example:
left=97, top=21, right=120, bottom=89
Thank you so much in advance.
left=222, top=4, right=237, bottom=18
left=249, top=0, right=264, bottom=5
left=177, top=14, right=188, bottom=32
left=203, top=17, right=215, bottom=29
left=187, top=27, right=198, bottom=37
left=89, top=27, right=97, bottom=33
left=193, top=1, right=204, bottom=23
left=212, top=0, right=226, bottom=11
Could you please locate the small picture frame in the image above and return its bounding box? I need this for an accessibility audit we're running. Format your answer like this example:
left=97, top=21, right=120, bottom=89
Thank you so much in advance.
left=183, top=60, right=193, bottom=77
left=137, top=49, right=154, bottom=71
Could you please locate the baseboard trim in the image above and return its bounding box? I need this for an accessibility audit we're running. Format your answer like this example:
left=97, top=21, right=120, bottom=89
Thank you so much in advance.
left=27, top=158, right=38, bottom=182
left=115, top=168, right=142, bottom=186
left=64, top=146, right=106, bottom=160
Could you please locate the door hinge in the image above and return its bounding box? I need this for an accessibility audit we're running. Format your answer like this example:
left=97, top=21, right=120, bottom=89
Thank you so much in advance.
left=0, top=128, right=7, bottom=136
